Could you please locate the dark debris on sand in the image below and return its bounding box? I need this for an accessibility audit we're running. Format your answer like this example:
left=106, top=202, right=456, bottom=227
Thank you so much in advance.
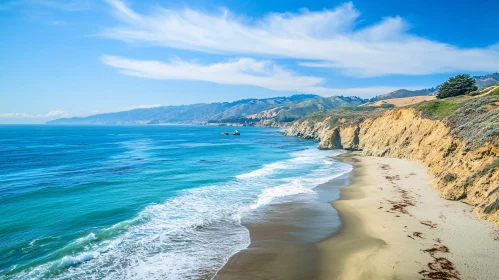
left=421, top=220, right=438, bottom=229
left=413, top=232, right=424, bottom=239
left=385, top=186, right=417, bottom=216
left=419, top=245, right=460, bottom=280
left=380, top=164, right=391, bottom=170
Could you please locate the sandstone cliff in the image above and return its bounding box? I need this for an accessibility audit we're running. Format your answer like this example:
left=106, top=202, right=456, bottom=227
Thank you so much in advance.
left=287, top=94, right=499, bottom=225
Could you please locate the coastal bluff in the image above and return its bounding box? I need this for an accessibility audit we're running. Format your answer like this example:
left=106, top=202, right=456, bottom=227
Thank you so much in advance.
left=286, top=94, right=499, bottom=226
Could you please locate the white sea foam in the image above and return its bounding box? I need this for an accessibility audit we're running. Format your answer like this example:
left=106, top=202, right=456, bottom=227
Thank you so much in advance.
left=249, top=179, right=314, bottom=210
left=13, top=148, right=352, bottom=280
left=77, top=232, right=97, bottom=243
left=28, top=238, right=39, bottom=247
left=235, top=161, right=288, bottom=179
left=57, top=252, right=99, bottom=269
left=235, top=149, right=344, bottom=180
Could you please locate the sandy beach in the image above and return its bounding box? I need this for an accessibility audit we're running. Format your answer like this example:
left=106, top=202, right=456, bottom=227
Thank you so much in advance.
left=217, top=152, right=499, bottom=280
left=318, top=153, right=499, bottom=280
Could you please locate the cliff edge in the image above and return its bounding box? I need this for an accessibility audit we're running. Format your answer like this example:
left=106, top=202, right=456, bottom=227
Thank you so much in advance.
left=287, top=92, right=499, bottom=225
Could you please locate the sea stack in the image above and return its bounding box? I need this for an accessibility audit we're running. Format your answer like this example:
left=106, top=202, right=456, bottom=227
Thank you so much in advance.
left=233, top=130, right=240, bottom=135
left=221, top=132, right=229, bottom=136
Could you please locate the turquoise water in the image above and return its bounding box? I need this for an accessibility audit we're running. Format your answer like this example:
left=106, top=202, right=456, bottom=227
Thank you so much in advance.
left=0, top=125, right=351, bottom=279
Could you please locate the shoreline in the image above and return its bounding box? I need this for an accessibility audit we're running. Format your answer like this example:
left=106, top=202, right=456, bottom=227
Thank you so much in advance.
left=317, top=152, right=499, bottom=280
left=215, top=166, right=353, bottom=280
left=216, top=152, right=499, bottom=280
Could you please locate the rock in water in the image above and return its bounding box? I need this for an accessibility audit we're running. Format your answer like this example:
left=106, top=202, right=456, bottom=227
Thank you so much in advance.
left=233, top=130, right=240, bottom=135
left=221, top=132, right=229, bottom=136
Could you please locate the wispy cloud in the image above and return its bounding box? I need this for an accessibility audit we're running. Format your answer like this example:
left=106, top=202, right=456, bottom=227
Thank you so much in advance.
left=0, top=110, right=69, bottom=119
left=102, top=55, right=422, bottom=96
left=102, top=0, right=499, bottom=77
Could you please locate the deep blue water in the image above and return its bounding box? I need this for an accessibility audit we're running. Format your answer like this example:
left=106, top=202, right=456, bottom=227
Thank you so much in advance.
left=0, top=125, right=350, bottom=279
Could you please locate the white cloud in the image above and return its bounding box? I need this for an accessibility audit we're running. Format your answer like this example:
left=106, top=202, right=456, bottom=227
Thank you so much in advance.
left=0, top=110, right=69, bottom=119
left=102, top=0, right=499, bottom=77
left=102, top=55, right=422, bottom=96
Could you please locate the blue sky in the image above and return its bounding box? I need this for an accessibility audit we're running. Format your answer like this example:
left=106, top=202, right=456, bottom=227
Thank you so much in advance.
left=1, top=0, right=498, bottom=124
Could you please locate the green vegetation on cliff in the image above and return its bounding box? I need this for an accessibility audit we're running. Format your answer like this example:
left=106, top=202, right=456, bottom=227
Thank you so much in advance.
left=413, top=96, right=467, bottom=118
left=447, top=95, right=499, bottom=149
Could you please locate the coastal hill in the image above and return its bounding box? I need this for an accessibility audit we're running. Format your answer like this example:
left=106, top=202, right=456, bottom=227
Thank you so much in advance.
left=475, top=72, right=499, bottom=88
left=362, top=95, right=435, bottom=107
left=373, top=88, right=437, bottom=101
left=48, top=95, right=365, bottom=125
left=48, top=94, right=318, bottom=125
left=286, top=83, right=499, bottom=225
left=210, top=96, right=365, bottom=126
left=49, top=73, right=498, bottom=126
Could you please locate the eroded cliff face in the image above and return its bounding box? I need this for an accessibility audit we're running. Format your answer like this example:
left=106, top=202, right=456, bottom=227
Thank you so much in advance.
left=286, top=117, right=333, bottom=141
left=287, top=108, right=499, bottom=225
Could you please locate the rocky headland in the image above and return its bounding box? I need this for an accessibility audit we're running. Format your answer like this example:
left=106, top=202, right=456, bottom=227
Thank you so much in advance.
left=286, top=91, right=499, bottom=225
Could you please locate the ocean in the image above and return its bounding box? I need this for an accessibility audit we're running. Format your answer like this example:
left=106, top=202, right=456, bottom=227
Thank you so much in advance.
left=0, top=125, right=351, bottom=279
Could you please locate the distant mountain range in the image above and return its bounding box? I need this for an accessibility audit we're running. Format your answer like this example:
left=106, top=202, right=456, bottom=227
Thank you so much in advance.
left=49, top=94, right=317, bottom=125
left=48, top=95, right=364, bottom=125
left=49, top=73, right=498, bottom=126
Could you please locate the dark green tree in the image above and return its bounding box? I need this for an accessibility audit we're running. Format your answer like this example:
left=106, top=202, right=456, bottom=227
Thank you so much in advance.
left=436, top=74, right=477, bottom=99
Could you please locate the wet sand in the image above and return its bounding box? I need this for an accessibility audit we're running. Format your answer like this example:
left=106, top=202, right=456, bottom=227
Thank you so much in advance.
left=216, top=153, right=499, bottom=280
left=214, top=173, right=352, bottom=280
